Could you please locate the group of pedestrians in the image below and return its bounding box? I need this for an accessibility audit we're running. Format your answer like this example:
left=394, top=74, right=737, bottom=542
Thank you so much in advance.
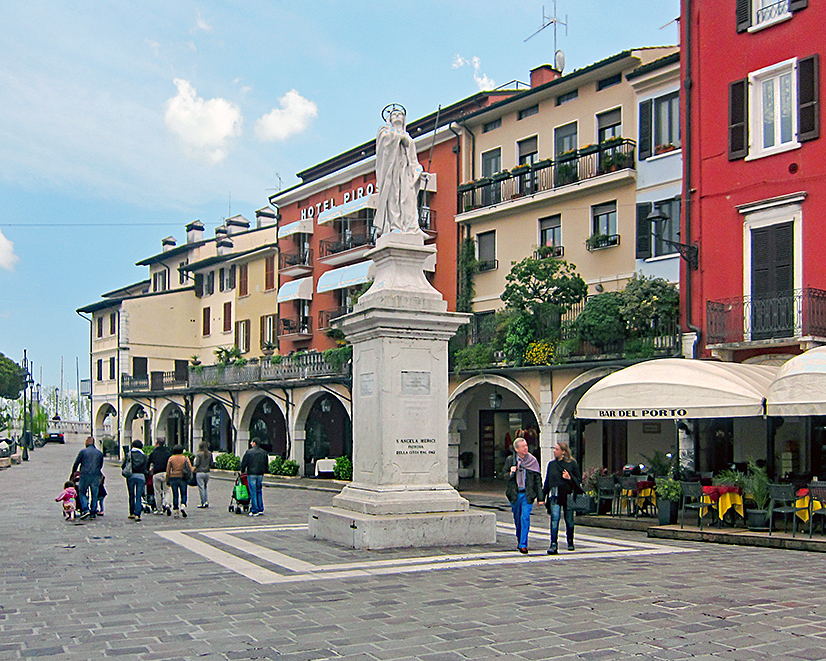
left=505, top=437, right=582, bottom=555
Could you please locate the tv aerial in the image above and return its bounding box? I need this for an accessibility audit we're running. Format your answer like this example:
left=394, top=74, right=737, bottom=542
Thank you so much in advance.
left=524, top=1, right=568, bottom=72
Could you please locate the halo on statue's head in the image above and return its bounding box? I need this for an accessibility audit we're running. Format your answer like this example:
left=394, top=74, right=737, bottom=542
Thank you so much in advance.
left=381, top=103, right=407, bottom=122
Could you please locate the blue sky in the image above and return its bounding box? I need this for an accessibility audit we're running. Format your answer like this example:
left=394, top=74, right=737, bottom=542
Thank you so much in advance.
left=0, top=0, right=679, bottom=390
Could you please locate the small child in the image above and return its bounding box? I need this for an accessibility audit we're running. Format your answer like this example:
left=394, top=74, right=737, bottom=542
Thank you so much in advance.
left=97, top=475, right=107, bottom=516
left=56, top=481, right=78, bottom=520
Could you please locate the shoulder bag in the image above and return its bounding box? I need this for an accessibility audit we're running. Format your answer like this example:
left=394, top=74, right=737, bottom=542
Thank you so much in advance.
left=121, top=453, right=133, bottom=478
left=567, top=491, right=591, bottom=513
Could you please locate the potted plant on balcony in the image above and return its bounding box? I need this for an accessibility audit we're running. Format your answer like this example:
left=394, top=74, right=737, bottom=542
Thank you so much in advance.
left=531, top=157, right=552, bottom=170
left=261, top=341, right=277, bottom=357
left=586, top=232, right=610, bottom=251
left=458, top=451, right=475, bottom=479
left=601, top=135, right=624, bottom=147
left=745, top=459, right=771, bottom=531
left=579, top=143, right=599, bottom=155
left=655, top=143, right=678, bottom=155
left=491, top=170, right=511, bottom=182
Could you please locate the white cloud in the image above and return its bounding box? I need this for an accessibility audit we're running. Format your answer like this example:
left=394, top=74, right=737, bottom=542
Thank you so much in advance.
left=192, top=10, right=213, bottom=33
left=452, top=54, right=495, bottom=91
left=0, top=229, right=19, bottom=271
left=164, top=79, right=243, bottom=162
left=255, top=90, right=318, bottom=142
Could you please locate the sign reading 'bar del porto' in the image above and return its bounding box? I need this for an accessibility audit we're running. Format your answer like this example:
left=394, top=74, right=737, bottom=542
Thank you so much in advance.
left=599, top=409, right=688, bottom=419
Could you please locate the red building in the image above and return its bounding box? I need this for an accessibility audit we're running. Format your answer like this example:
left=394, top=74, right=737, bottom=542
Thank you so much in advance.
left=682, top=0, right=823, bottom=362
left=269, top=92, right=514, bottom=354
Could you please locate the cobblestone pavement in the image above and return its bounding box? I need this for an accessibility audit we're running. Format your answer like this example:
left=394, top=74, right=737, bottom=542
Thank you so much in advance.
left=2, top=442, right=826, bottom=660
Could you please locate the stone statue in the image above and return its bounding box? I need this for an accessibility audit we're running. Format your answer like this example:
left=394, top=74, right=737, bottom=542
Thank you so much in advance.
left=374, top=104, right=426, bottom=235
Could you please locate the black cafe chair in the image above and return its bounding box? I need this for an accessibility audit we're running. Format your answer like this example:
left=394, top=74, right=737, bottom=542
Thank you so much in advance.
left=767, top=483, right=807, bottom=537
left=679, top=481, right=706, bottom=530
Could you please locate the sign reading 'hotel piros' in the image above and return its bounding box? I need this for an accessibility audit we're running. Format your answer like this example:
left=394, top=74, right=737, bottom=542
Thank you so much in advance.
left=599, top=409, right=688, bottom=418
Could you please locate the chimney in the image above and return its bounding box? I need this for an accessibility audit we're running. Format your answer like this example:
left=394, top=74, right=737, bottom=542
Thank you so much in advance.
left=161, top=236, right=177, bottom=252
left=216, top=237, right=233, bottom=256
left=226, top=214, right=250, bottom=236
left=256, top=206, right=277, bottom=228
left=186, top=220, right=204, bottom=243
left=530, top=64, right=562, bottom=88
left=215, top=225, right=229, bottom=238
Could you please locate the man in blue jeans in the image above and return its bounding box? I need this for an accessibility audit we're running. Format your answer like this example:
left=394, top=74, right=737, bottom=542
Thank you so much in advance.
left=504, top=437, right=543, bottom=553
left=240, top=439, right=268, bottom=516
left=71, top=436, right=104, bottom=519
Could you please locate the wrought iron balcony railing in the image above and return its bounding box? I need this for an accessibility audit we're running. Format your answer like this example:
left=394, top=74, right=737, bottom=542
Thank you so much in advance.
left=318, top=229, right=376, bottom=257
left=279, top=249, right=313, bottom=270
left=706, top=288, right=826, bottom=345
left=279, top=315, right=312, bottom=336
left=318, top=306, right=351, bottom=330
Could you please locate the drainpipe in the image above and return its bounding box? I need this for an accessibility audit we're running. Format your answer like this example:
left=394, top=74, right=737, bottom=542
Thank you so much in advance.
left=76, top=311, right=93, bottom=427
left=460, top=121, right=476, bottom=181
left=450, top=121, right=463, bottom=307
left=684, top=0, right=702, bottom=356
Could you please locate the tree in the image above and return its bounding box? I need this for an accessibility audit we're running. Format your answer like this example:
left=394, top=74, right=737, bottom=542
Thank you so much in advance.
left=501, top=248, right=587, bottom=339
left=573, top=291, right=627, bottom=348
left=619, top=275, right=680, bottom=336
left=0, top=353, right=23, bottom=400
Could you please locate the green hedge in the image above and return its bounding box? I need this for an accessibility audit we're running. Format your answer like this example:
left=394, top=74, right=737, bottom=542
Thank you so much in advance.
left=215, top=453, right=241, bottom=471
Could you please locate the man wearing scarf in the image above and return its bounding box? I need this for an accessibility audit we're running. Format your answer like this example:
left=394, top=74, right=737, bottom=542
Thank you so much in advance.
left=505, top=437, right=543, bottom=553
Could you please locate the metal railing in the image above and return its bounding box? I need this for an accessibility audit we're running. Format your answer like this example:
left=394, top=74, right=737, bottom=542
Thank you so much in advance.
left=756, top=0, right=790, bottom=25
left=279, top=249, right=313, bottom=270
left=319, top=306, right=351, bottom=330
left=419, top=206, right=436, bottom=232
left=535, top=245, right=564, bottom=259
left=279, top=316, right=312, bottom=336
left=706, top=288, right=826, bottom=345
left=478, top=259, right=498, bottom=272
left=121, top=374, right=149, bottom=392
left=585, top=234, right=621, bottom=252
left=318, top=229, right=376, bottom=257
left=188, top=352, right=349, bottom=387
left=458, top=139, right=636, bottom=213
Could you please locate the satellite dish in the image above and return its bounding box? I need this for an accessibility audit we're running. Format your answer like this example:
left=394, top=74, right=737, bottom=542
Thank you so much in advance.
left=554, top=49, right=565, bottom=72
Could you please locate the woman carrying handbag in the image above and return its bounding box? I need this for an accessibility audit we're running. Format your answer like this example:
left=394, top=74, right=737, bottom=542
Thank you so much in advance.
left=542, top=441, right=583, bottom=554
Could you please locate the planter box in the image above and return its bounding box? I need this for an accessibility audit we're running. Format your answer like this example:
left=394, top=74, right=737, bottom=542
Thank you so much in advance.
left=658, top=498, right=678, bottom=525
left=457, top=467, right=475, bottom=479
left=747, top=508, right=770, bottom=531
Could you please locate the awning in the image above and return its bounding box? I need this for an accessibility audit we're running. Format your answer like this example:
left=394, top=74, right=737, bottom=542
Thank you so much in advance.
left=317, top=261, right=373, bottom=293
left=277, top=219, right=313, bottom=239
left=277, top=276, right=313, bottom=303
left=575, top=359, right=778, bottom=420
left=317, top=195, right=375, bottom=225
left=768, top=347, right=826, bottom=416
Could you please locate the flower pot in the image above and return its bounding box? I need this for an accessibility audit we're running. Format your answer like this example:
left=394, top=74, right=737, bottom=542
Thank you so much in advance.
left=658, top=498, right=678, bottom=526
left=746, top=508, right=770, bottom=531
left=457, top=467, right=475, bottom=479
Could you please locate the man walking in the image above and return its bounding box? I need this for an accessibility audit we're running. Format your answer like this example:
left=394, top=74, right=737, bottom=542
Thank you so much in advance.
left=71, top=436, right=104, bottom=520
left=504, top=437, right=543, bottom=554
left=240, top=439, right=268, bottom=516
left=148, top=439, right=172, bottom=515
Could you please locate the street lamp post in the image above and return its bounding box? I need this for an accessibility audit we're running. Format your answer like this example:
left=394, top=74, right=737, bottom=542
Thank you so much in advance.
left=646, top=207, right=699, bottom=270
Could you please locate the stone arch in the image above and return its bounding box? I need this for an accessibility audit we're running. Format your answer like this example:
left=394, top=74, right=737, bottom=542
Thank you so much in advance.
left=546, top=367, right=620, bottom=434
left=294, top=387, right=352, bottom=476
left=448, top=374, right=541, bottom=424
left=294, top=387, right=351, bottom=432
left=94, top=402, right=117, bottom=437
left=240, top=394, right=288, bottom=457
left=195, top=399, right=233, bottom=455
left=122, top=401, right=151, bottom=447
left=154, top=401, right=185, bottom=448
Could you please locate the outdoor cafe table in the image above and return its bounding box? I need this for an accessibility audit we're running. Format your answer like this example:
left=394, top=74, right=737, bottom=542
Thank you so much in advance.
left=795, top=487, right=824, bottom=523
left=701, top=485, right=744, bottom=523
left=620, top=480, right=656, bottom=515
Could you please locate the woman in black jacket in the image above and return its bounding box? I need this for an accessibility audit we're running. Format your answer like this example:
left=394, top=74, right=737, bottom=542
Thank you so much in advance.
left=122, top=440, right=150, bottom=522
left=543, top=441, right=582, bottom=554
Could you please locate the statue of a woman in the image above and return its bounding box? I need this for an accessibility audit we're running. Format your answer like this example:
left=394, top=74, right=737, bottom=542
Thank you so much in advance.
left=374, top=105, right=425, bottom=235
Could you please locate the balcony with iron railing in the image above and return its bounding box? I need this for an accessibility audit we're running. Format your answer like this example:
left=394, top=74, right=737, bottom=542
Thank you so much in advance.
left=706, top=288, right=826, bottom=346
left=318, top=228, right=377, bottom=266
left=121, top=370, right=188, bottom=393
left=419, top=206, right=437, bottom=241
left=279, top=249, right=313, bottom=277
left=755, top=0, right=790, bottom=27
left=318, top=306, right=351, bottom=330
left=457, top=139, right=636, bottom=216
left=121, top=374, right=149, bottom=392
left=279, top=315, right=313, bottom=338
left=188, top=352, right=350, bottom=388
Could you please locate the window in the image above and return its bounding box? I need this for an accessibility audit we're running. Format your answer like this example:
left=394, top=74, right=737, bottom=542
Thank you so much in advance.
left=481, top=148, right=501, bottom=177
left=597, top=73, right=622, bottom=91
left=518, top=105, right=539, bottom=120
left=730, top=56, right=820, bottom=161
left=639, top=92, right=680, bottom=159
left=556, top=89, right=578, bottom=106
left=96, top=315, right=103, bottom=338
left=265, top=255, right=275, bottom=291
left=539, top=215, right=562, bottom=248
left=737, top=0, right=797, bottom=32
left=636, top=198, right=682, bottom=259
left=205, top=271, right=215, bottom=296
left=238, top=263, right=249, bottom=297
left=152, top=270, right=167, bottom=292
left=517, top=136, right=538, bottom=166
left=555, top=122, right=577, bottom=156
left=751, top=221, right=795, bottom=339
left=223, top=301, right=232, bottom=333
left=178, top=261, right=188, bottom=285
left=260, top=314, right=277, bottom=346
left=108, top=356, right=116, bottom=380
left=235, top=319, right=251, bottom=353
left=592, top=202, right=617, bottom=236
left=219, top=268, right=227, bottom=292
left=96, top=359, right=103, bottom=381
left=132, top=357, right=147, bottom=378
left=202, top=307, right=210, bottom=336
left=194, top=273, right=204, bottom=298
left=109, top=312, right=116, bottom=335
left=477, top=231, right=496, bottom=271
left=483, top=118, right=501, bottom=133
left=597, top=108, right=622, bottom=143
left=228, top=264, right=236, bottom=290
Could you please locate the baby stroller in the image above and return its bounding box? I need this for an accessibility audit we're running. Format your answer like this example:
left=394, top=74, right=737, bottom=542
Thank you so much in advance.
left=229, top=473, right=250, bottom=514
left=142, top=468, right=156, bottom=514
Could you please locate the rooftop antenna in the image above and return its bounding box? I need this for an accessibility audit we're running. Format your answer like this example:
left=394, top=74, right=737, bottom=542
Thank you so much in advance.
left=228, top=192, right=231, bottom=219
left=524, top=1, right=568, bottom=72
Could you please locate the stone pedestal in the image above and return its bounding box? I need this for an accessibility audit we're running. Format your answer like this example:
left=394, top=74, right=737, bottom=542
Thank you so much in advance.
left=309, top=233, right=497, bottom=549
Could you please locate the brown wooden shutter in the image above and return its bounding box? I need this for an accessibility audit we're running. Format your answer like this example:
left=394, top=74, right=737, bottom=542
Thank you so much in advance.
left=638, top=99, right=653, bottom=160
left=798, top=54, right=820, bottom=142
left=260, top=315, right=266, bottom=348
left=238, top=264, right=248, bottom=297
left=194, top=273, right=203, bottom=298
left=223, top=301, right=232, bottom=332
left=234, top=321, right=240, bottom=350
left=202, top=307, right=210, bottom=336
left=728, top=79, right=749, bottom=160
left=736, top=0, right=751, bottom=32
left=229, top=265, right=236, bottom=290
left=265, top=256, right=275, bottom=290
left=244, top=320, right=251, bottom=353
left=636, top=202, right=653, bottom=259
left=790, top=0, right=808, bottom=11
